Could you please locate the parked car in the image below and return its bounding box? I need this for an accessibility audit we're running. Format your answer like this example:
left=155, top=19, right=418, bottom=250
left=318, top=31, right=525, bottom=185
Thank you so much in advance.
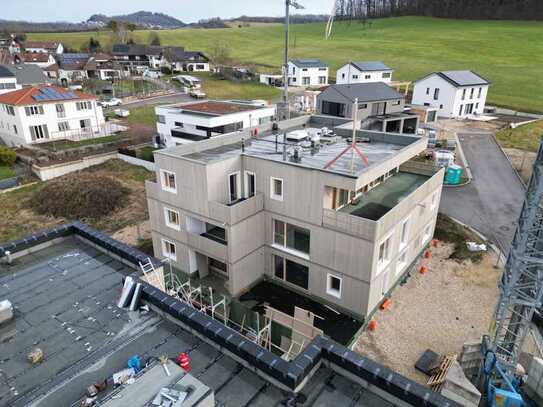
left=100, top=98, right=122, bottom=108
left=143, top=69, right=162, bottom=79
left=114, top=108, right=130, bottom=118
left=189, top=89, right=206, bottom=99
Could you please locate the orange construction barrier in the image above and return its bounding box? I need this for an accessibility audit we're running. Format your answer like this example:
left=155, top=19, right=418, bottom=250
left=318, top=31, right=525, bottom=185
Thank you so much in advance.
left=424, top=250, right=432, bottom=259
left=431, top=239, right=439, bottom=248
left=368, top=319, right=377, bottom=331
left=177, top=352, right=190, bottom=372
left=380, top=298, right=392, bottom=310
left=419, top=265, right=427, bottom=274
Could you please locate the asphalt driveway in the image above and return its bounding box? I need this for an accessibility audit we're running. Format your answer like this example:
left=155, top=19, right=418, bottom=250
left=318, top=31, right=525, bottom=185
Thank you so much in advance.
left=440, top=132, right=525, bottom=254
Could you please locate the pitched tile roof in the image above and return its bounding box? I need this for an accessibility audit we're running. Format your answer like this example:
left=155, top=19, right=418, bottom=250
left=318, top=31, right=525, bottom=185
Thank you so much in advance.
left=0, top=84, right=95, bottom=106
left=21, top=52, right=52, bottom=63
left=25, top=40, right=60, bottom=50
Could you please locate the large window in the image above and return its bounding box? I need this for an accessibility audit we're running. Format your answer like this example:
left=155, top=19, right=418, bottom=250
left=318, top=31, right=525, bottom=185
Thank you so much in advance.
left=228, top=172, right=240, bottom=203
left=76, top=101, right=92, bottom=111
left=399, top=217, right=410, bottom=250
left=25, top=105, right=44, bottom=116
left=164, top=207, right=180, bottom=230
left=161, top=239, right=176, bottom=261
left=273, top=219, right=310, bottom=255
left=326, top=274, right=342, bottom=298
left=270, top=177, right=283, bottom=201
left=382, top=72, right=391, bottom=79
left=302, top=77, right=310, bottom=85
left=58, top=121, right=70, bottom=132
left=6, top=105, right=15, bottom=116
left=377, top=233, right=393, bottom=271
left=318, top=76, right=327, bottom=84
left=244, top=171, right=255, bottom=198
left=160, top=170, right=176, bottom=193
left=274, top=255, right=309, bottom=290
left=56, top=104, right=65, bottom=118
left=321, top=101, right=345, bottom=117
left=29, top=124, right=49, bottom=140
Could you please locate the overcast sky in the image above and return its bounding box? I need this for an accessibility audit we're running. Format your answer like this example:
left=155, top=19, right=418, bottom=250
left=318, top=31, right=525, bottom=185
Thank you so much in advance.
left=4, top=0, right=333, bottom=23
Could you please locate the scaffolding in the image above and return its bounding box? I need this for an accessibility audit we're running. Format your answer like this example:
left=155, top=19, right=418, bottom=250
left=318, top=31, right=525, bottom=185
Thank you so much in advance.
left=156, top=259, right=319, bottom=359
left=490, top=137, right=543, bottom=376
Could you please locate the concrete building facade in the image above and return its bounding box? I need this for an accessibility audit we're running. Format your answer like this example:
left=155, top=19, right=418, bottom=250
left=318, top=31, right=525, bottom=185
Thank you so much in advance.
left=145, top=116, right=443, bottom=318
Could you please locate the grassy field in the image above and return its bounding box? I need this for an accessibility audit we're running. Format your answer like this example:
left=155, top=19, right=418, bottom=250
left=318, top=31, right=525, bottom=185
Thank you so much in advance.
left=38, top=134, right=126, bottom=151
left=189, top=73, right=281, bottom=100
left=0, top=166, right=15, bottom=180
left=126, top=105, right=157, bottom=127
left=496, top=120, right=543, bottom=152
left=0, top=160, right=153, bottom=243
left=29, top=17, right=543, bottom=112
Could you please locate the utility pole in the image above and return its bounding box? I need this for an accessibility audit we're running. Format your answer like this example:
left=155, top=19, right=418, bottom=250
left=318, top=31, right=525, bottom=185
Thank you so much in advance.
left=282, top=0, right=304, bottom=120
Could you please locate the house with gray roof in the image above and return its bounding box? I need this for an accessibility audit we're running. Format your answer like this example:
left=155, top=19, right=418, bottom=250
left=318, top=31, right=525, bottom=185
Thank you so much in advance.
left=411, top=70, right=491, bottom=118
left=0, top=65, right=20, bottom=94
left=288, top=58, right=328, bottom=87
left=4, top=63, right=48, bottom=87
left=317, top=82, right=420, bottom=134
left=336, top=61, right=393, bottom=85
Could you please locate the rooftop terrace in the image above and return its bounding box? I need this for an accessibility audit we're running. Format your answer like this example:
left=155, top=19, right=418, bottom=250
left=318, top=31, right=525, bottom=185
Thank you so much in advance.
left=183, top=130, right=407, bottom=176
left=340, top=171, right=430, bottom=220
left=166, top=100, right=267, bottom=116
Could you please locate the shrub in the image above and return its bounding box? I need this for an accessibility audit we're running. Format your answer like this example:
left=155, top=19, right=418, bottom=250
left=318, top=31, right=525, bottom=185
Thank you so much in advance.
left=118, top=147, right=136, bottom=157
left=0, top=146, right=16, bottom=167
left=30, top=173, right=129, bottom=220
left=160, top=66, right=172, bottom=75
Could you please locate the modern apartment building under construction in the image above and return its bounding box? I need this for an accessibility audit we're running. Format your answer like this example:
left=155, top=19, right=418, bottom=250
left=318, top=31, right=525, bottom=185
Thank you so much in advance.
left=145, top=115, right=444, bottom=318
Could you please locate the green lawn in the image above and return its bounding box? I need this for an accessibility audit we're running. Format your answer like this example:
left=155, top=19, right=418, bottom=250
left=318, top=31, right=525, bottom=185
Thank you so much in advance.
left=38, top=134, right=126, bottom=151
left=126, top=106, right=157, bottom=127
left=496, top=120, right=543, bottom=152
left=0, top=166, right=15, bottom=180
left=28, top=17, right=543, bottom=113
left=191, top=73, right=281, bottom=101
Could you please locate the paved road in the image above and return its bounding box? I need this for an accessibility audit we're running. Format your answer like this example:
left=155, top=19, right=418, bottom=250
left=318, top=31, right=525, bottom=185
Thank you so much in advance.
left=105, top=92, right=193, bottom=111
left=440, top=132, right=525, bottom=254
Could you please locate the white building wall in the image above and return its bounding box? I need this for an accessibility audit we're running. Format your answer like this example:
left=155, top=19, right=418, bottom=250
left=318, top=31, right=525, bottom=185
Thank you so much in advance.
left=412, top=74, right=489, bottom=118
left=336, top=65, right=393, bottom=84
left=156, top=105, right=276, bottom=147
left=287, top=62, right=328, bottom=87
left=0, top=77, right=21, bottom=95
left=0, top=99, right=104, bottom=146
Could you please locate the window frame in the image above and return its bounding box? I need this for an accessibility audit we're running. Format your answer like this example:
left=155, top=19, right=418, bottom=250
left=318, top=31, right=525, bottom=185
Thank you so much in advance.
left=161, top=238, right=177, bottom=261
left=273, top=254, right=309, bottom=291
left=160, top=169, right=177, bottom=193
left=433, top=88, right=440, bottom=100
left=244, top=170, right=256, bottom=198
left=58, top=121, right=70, bottom=132
left=396, top=248, right=408, bottom=276
left=164, top=207, right=181, bottom=231
left=228, top=171, right=241, bottom=203
left=326, top=273, right=342, bottom=298
left=377, top=230, right=394, bottom=273
left=272, top=218, right=310, bottom=258
left=270, top=177, right=283, bottom=201
left=399, top=215, right=410, bottom=250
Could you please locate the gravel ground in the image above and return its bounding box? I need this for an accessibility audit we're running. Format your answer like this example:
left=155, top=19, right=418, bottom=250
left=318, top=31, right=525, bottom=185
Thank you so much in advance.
left=354, top=243, right=502, bottom=384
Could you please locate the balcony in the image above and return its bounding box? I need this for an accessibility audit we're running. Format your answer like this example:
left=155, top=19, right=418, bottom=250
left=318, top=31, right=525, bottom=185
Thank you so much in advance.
left=208, top=193, right=264, bottom=225
left=187, top=231, right=228, bottom=261
left=323, top=164, right=444, bottom=240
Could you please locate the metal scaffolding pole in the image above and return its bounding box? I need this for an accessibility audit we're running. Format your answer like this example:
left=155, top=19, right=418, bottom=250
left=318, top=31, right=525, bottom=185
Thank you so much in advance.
left=490, top=136, right=543, bottom=375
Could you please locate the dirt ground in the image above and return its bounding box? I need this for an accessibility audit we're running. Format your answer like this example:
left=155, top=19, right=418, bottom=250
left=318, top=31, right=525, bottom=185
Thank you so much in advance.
left=503, top=147, right=534, bottom=184
left=111, top=220, right=151, bottom=246
left=354, top=243, right=502, bottom=384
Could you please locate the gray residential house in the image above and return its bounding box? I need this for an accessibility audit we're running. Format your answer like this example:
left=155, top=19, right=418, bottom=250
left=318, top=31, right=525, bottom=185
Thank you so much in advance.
left=145, top=116, right=443, bottom=319
left=317, top=82, right=420, bottom=134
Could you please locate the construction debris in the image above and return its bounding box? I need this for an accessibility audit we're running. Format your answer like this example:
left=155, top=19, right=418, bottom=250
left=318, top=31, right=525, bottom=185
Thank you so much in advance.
left=112, top=368, right=135, bottom=386
left=466, top=242, right=487, bottom=252
left=159, top=356, right=171, bottom=376
left=427, top=354, right=457, bottom=392
left=415, top=349, right=441, bottom=376
left=0, top=300, right=13, bottom=325
left=27, top=348, right=44, bottom=365
left=151, top=387, right=188, bottom=406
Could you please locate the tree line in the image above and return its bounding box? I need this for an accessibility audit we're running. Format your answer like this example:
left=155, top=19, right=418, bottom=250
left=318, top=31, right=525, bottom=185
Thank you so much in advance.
left=334, top=0, right=543, bottom=20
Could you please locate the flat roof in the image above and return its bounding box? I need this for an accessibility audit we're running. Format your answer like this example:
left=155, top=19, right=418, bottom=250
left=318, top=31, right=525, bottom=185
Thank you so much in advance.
left=340, top=171, right=429, bottom=220
left=166, top=100, right=267, bottom=116
left=183, top=129, right=405, bottom=177
left=0, top=236, right=395, bottom=407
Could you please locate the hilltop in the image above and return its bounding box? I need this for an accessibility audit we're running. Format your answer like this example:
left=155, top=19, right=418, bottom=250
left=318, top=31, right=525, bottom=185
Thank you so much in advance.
left=88, top=11, right=186, bottom=29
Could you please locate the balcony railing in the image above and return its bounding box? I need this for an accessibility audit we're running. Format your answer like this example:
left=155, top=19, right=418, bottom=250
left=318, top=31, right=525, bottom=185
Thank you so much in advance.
left=208, top=193, right=264, bottom=225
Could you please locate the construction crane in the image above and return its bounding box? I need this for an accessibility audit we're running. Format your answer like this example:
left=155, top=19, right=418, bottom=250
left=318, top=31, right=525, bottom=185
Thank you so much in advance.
left=281, top=0, right=304, bottom=120
left=481, top=136, right=543, bottom=406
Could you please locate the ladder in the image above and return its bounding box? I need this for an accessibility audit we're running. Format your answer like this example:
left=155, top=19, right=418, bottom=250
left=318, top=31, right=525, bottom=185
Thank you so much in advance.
left=139, top=258, right=165, bottom=292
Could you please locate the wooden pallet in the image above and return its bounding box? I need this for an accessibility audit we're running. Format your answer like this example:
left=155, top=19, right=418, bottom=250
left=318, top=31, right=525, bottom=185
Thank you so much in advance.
left=427, top=354, right=457, bottom=392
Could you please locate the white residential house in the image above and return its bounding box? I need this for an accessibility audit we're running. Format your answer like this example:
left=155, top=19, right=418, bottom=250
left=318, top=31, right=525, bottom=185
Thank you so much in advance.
left=0, top=66, right=21, bottom=95
left=155, top=100, right=276, bottom=147
left=288, top=59, right=328, bottom=87
left=0, top=85, right=105, bottom=147
left=25, top=41, right=64, bottom=55
left=20, top=52, right=57, bottom=69
left=411, top=71, right=490, bottom=118
left=336, top=61, right=393, bottom=85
